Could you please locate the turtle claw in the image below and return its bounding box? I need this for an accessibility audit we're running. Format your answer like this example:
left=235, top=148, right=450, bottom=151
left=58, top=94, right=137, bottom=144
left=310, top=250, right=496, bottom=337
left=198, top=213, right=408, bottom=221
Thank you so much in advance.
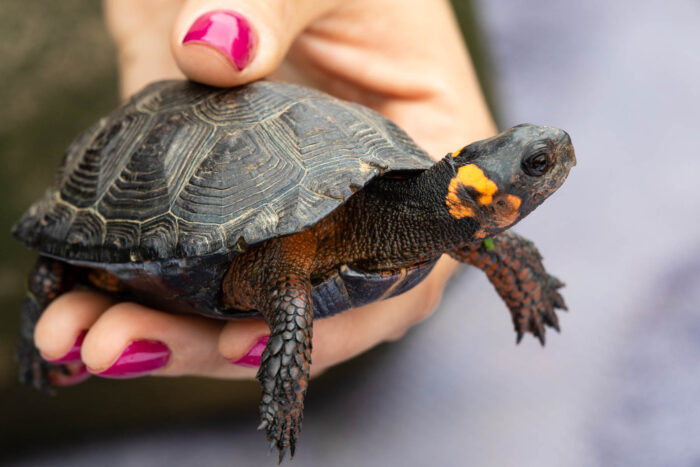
left=552, top=291, right=568, bottom=311
left=259, top=397, right=302, bottom=463
left=550, top=277, right=566, bottom=289
left=542, top=306, right=560, bottom=331
left=511, top=272, right=567, bottom=345
left=256, top=330, right=308, bottom=463
left=545, top=313, right=561, bottom=333
left=277, top=447, right=287, bottom=464
left=542, top=274, right=568, bottom=320
left=548, top=276, right=568, bottom=311
left=533, top=320, right=546, bottom=346
left=520, top=310, right=546, bottom=346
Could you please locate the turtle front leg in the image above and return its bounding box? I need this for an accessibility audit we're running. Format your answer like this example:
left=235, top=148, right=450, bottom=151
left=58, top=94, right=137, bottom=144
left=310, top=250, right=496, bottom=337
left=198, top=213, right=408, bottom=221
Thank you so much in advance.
left=18, top=256, right=77, bottom=392
left=449, top=231, right=567, bottom=345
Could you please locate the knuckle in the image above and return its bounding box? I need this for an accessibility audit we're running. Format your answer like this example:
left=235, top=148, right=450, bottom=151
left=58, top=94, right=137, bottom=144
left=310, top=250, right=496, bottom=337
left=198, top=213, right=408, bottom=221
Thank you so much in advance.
left=384, top=325, right=411, bottom=342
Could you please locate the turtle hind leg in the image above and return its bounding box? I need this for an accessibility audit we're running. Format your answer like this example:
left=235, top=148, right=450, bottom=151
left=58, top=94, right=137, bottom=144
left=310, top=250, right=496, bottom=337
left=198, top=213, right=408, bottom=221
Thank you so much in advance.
left=257, top=271, right=313, bottom=463
left=224, top=236, right=315, bottom=463
left=17, top=256, right=76, bottom=392
left=450, top=231, right=567, bottom=345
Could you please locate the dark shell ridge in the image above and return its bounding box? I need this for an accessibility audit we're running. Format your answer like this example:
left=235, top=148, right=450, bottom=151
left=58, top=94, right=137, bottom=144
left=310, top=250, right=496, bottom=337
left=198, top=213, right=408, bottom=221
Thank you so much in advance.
left=13, top=80, right=433, bottom=262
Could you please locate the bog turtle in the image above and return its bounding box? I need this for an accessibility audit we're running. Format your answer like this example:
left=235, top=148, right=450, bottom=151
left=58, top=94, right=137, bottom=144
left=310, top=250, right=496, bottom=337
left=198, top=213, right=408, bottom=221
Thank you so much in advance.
left=13, top=80, right=575, bottom=460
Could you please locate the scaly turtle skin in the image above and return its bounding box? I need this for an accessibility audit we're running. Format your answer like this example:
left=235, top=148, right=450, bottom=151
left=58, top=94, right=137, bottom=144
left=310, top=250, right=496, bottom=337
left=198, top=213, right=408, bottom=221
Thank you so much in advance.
left=13, top=80, right=575, bottom=461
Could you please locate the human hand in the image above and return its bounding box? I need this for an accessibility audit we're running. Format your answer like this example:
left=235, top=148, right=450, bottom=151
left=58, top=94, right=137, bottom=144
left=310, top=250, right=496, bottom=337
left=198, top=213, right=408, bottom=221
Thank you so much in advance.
left=35, top=0, right=496, bottom=384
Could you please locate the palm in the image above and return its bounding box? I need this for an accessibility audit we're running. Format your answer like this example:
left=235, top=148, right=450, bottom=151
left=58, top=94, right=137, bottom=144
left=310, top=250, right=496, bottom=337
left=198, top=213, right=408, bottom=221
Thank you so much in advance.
left=275, top=0, right=495, bottom=155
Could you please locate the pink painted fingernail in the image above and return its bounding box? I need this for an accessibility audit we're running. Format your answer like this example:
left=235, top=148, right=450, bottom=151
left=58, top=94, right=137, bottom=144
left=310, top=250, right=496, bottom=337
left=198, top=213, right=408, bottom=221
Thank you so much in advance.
left=43, top=330, right=87, bottom=364
left=231, top=336, right=268, bottom=368
left=89, top=340, right=170, bottom=379
left=50, top=364, right=90, bottom=387
left=182, top=10, right=257, bottom=71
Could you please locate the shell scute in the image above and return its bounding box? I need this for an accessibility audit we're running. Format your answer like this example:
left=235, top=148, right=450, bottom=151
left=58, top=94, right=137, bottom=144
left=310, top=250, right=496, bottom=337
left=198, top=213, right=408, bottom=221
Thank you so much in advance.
left=139, top=214, right=178, bottom=260
left=177, top=220, right=224, bottom=258
left=104, top=220, right=140, bottom=251
left=64, top=210, right=105, bottom=250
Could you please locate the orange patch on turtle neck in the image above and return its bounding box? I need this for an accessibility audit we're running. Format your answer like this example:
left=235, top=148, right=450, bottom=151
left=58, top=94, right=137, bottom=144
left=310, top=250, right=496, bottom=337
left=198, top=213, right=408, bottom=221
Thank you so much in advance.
left=457, top=164, right=498, bottom=205
left=446, top=177, right=474, bottom=219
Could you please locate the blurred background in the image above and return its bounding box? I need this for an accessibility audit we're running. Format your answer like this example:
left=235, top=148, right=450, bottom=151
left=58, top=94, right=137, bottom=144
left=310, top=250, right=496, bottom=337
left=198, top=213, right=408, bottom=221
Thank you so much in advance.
left=2, top=0, right=699, bottom=465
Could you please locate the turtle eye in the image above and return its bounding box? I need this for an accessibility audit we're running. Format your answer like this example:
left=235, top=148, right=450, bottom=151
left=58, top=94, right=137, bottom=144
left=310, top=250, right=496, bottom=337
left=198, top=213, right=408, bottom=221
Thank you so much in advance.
left=522, top=151, right=550, bottom=177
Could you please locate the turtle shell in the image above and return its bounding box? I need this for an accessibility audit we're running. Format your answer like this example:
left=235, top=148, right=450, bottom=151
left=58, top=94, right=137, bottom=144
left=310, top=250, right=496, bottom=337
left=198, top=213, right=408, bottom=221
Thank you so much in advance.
left=13, top=80, right=433, bottom=263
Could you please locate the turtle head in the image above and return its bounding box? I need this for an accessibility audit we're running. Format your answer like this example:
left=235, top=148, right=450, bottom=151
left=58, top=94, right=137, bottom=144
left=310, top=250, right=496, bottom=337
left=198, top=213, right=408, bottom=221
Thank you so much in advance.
left=445, top=124, right=575, bottom=237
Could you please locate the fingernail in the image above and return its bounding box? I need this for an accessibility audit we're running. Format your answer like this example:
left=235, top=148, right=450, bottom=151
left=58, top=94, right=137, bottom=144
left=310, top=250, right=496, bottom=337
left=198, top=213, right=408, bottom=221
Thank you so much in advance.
left=89, top=340, right=170, bottom=379
left=182, top=10, right=257, bottom=71
left=42, top=330, right=87, bottom=364
left=230, top=336, right=268, bottom=368
left=50, top=363, right=90, bottom=387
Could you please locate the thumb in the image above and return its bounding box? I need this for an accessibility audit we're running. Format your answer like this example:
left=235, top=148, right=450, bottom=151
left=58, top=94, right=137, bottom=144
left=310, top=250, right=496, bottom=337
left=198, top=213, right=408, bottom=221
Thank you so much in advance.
left=172, top=0, right=338, bottom=87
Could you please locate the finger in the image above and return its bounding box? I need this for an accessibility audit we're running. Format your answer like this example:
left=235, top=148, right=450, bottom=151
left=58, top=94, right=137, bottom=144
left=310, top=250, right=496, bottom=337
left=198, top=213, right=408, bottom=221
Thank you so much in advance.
left=80, top=302, right=268, bottom=379
left=218, top=255, right=458, bottom=376
left=79, top=302, right=217, bottom=378
left=171, top=0, right=339, bottom=86
left=34, top=290, right=114, bottom=363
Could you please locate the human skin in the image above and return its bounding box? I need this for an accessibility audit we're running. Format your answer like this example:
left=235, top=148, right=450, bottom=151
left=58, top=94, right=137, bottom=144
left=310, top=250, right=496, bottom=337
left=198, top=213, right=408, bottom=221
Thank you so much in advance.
left=33, top=0, right=496, bottom=381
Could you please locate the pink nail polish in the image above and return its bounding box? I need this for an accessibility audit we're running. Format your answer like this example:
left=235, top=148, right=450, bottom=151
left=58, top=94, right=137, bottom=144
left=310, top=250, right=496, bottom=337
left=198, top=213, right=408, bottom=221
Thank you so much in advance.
left=231, top=336, right=269, bottom=368
left=43, top=330, right=87, bottom=364
left=50, top=363, right=90, bottom=387
left=182, top=10, right=257, bottom=71
left=90, top=340, right=170, bottom=379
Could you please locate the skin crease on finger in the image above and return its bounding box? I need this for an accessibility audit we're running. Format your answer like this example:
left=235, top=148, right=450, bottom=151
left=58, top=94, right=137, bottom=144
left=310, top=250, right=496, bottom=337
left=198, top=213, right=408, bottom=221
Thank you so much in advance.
left=35, top=0, right=496, bottom=379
